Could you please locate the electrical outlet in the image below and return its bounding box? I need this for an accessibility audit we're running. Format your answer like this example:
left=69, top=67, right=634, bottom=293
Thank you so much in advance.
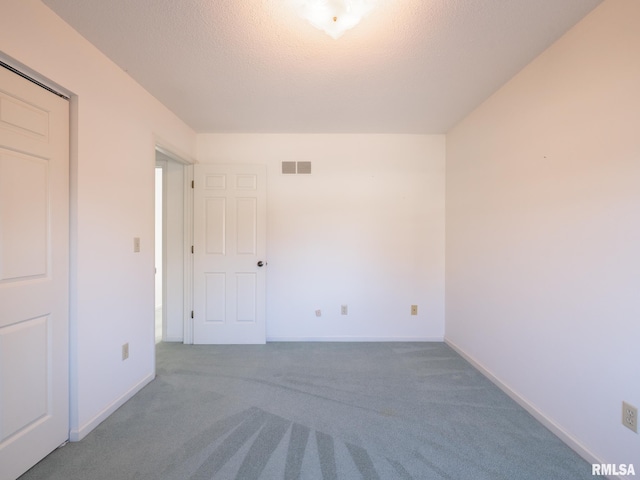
left=411, top=305, right=418, bottom=315
left=622, top=401, right=638, bottom=433
left=122, top=343, right=129, bottom=361
left=341, top=305, right=348, bottom=315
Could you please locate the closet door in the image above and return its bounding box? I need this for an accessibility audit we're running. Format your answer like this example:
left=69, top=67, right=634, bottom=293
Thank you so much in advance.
left=0, top=65, right=69, bottom=480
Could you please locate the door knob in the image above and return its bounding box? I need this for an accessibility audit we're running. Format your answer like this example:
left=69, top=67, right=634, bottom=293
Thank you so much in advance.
left=257, top=261, right=265, bottom=267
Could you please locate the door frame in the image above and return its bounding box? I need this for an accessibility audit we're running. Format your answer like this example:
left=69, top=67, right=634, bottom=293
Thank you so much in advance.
left=153, top=142, right=194, bottom=344
left=154, top=161, right=166, bottom=343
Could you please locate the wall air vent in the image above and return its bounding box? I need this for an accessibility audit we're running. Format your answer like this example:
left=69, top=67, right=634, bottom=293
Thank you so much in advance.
left=281, top=161, right=312, bottom=175
left=282, top=161, right=296, bottom=174
left=297, top=161, right=312, bottom=174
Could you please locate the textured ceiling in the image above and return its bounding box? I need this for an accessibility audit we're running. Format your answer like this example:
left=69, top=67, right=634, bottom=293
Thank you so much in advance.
left=41, top=0, right=601, bottom=133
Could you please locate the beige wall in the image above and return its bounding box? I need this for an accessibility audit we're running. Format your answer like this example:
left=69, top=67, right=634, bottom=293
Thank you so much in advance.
left=446, top=0, right=640, bottom=466
left=198, top=134, right=446, bottom=341
left=0, top=0, right=196, bottom=439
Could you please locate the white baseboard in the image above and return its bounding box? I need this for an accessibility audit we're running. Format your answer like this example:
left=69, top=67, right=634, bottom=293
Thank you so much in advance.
left=69, top=373, right=155, bottom=442
left=266, top=336, right=444, bottom=342
left=444, top=338, right=608, bottom=473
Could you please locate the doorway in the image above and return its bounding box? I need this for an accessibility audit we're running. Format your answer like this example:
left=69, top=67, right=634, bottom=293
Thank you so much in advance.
left=155, top=166, right=164, bottom=343
left=155, top=149, right=189, bottom=343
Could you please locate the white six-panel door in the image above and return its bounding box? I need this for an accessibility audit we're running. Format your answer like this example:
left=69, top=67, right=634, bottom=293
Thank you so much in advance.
left=0, top=67, right=69, bottom=479
left=193, top=164, right=266, bottom=344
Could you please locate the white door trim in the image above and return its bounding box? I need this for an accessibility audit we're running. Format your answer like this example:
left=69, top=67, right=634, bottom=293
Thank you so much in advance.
left=184, top=164, right=194, bottom=344
left=0, top=55, right=72, bottom=100
left=153, top=145, right=194, bottom=345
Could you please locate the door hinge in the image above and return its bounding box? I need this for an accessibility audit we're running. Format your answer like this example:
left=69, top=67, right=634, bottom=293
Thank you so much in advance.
left=191, top=311, right=194, bottom=319
left=191, top=180, right=194, bottom=189
left=191, top=245, right=194, bottom=254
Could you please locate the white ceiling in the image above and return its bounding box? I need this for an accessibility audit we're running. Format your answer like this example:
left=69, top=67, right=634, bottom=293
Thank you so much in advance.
left=41, top=0, right=601, bottom=134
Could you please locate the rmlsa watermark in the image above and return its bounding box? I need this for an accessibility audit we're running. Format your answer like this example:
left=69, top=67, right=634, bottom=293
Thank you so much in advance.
left=592, top=464, right=636, bottom=476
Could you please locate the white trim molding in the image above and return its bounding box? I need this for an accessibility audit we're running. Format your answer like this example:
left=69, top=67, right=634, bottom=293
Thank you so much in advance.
left=266, top=336, right=444, bottom=342
left=444, top=338, right=606, bottom=472
left=69, top=373, right=154, bottom=442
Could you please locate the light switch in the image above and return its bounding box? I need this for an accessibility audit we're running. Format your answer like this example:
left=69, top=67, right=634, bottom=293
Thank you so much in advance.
left=133, top=237, right=141, bottom=253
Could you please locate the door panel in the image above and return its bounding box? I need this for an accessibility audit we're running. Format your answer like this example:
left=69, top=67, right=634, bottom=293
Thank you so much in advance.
left=0, top=317, right=48, bottom=438
left=0, top=150, right=48, bottom=281
left=205, top=273, right=226, bottom=322
left=193, top=164, right=266, bottom=344
left=235, top=273, right=256, bottom=322
left=0, top=66, right=69, bottom=480
left=236, top=198, right=257, bottom=254
left=205, top=198, right=226, bottom=254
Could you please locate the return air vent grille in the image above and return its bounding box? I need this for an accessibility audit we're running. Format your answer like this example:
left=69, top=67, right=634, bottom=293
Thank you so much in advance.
left=281, top=161, right=312, bottom=175
left=297, top=161, right=312, bottom=174
left=281, top=161, right=296, bottom=174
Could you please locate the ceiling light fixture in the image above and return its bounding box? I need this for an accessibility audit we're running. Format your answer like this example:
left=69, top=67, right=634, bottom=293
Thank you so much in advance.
left=295, top=0, right=378, bottom=39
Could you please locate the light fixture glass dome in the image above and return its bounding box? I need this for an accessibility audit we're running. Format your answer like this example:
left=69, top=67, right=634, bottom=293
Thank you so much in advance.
left=295, top=0, right=378, bottom=39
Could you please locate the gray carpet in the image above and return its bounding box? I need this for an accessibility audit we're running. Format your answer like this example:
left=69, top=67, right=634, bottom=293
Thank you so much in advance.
left=20, top=342, right=598, bottom=479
